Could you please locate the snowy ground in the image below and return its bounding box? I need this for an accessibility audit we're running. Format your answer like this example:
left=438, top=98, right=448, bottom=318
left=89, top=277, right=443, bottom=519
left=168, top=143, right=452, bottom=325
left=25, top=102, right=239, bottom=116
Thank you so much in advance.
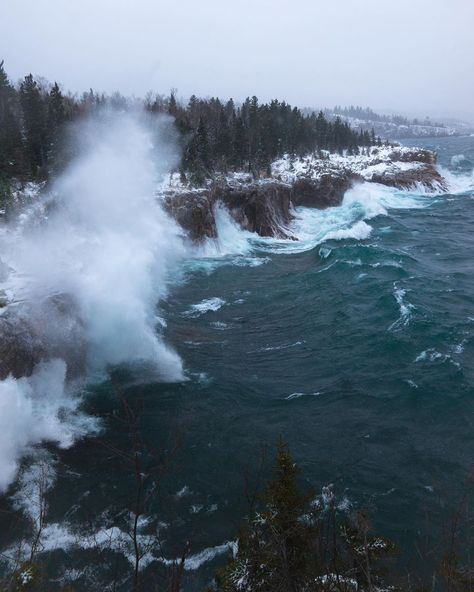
left=158, top=145, right=430, bottom=196
left=271, top=145, right=427, bottom=184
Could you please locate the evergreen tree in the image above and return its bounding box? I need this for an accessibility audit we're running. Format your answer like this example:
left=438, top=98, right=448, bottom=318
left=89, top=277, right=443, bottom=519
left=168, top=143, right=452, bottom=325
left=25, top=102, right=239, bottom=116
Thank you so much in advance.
left=370, top=128, right=376, bottom=145
left=19, top=74, right=48, bottom=177
left=0, top=61, right=376, bottom=187
left=214, top=442, right=395, bottom=592
left=47, top=82, right=66, bottom=170
left=215, top=441, right=310, bottom=592
left=232, top=116, right=247, bottom=169
left=183, top=115, right=211, bottom=185
left=0, top=60, right=23, bottom=179
left=168, top=89, right=178, bottom=117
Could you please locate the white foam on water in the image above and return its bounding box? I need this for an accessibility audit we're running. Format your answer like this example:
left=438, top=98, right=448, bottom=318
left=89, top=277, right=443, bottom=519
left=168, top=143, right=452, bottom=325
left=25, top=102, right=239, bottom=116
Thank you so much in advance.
left=2, top=509, right=235, bottom=574
left=285, top=391, right=321, bottom=400
left=258, top=340, right=304, bottom=352
left=187, top=205, right=265, bottom=271
left=414, top=348, right=461, bottom=369
left=184, top=297, right=226, bottom=317
left=175, top=485, right=192, bottom=498
left=451, top=154, right=467, bottom=167
left=2, top=521, right=162, bottom=570
left=181, top=178, right=440, bottom=265
left=0, top=361, right=97, bottom=493
left=253, top=182, right=432, bottom=255
left=452, top=342, right=465, bottom=355
left=325, top=221, right=372, bottom=241
left=210, top=321, right=230, bottom=330
left=388, top=282, right=415, bottom=331
left=438, top=165, right=474, bottom=195
left=177, top=541, right=236, bottom=570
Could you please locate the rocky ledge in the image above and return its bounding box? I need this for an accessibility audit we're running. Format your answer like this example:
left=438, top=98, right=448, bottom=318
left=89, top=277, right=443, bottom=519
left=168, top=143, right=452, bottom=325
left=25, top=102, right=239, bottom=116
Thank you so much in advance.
left=161, top=145, right=446, bottom=242
left=162, top=175, right=355, bottom=241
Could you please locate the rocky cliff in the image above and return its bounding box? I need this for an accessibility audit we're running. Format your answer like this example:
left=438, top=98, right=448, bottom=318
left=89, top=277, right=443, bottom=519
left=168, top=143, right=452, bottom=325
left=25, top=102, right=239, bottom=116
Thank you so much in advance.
left=162, top=146, right=445, bottom=242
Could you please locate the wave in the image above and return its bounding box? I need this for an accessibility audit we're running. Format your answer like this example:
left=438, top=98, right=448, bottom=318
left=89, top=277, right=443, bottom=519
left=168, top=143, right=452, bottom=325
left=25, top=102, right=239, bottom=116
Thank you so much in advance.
left=0, top=361, right=97, bottom=492
left=258, top=340, right=304, bottom=352
left=450, top=154, right=471, bottom=168
left=0, top=111, right=184, bottom=492
left=180, top=177, right=446, bottom=268
left=184, top=297, right=226, bottom=317
left=285, top=391, right=321, bottom=400
left=388, top=282, right=415, bottom=332
left=2, top=151, right=470, bottom=495
left=183, top=205, right=269, bottom=273
left=438, top=164, right=474, bottom=195
left=414, top=348, right=460, bottom=369
left=210, top=181, right=434, bottom=257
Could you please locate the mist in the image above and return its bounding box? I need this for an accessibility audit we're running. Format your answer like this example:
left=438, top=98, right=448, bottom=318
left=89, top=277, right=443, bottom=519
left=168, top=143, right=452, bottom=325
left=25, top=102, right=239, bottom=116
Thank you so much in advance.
left=1, top=0, right=474, bottom=122
left=0, top=111, right=184, bottom=491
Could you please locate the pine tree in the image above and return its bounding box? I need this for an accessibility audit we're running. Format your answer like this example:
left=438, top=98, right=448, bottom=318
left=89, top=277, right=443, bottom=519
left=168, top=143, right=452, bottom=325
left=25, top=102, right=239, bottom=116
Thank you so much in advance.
left=47, top=82, right=66, bottom=170
left=370, top=128, right=376, bottom=145
left=215, top=106, right=232, bottom=170
left=19, top=74, right=48, bottom=177
left=232, top=116, right=247, bottom=169
left=168, top=89, right=178, bottom=117
left=214, top=442, right=396, bottom=592
left=215, top=442, right=311, bottom=592
left=183, top=116, right=211, bottom=185
left=0, top=61, right=24, bottom=179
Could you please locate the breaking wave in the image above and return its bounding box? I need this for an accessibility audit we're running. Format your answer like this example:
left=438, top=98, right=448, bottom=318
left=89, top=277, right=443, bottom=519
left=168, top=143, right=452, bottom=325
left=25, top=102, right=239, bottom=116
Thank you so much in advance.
left=191, top=181, right=435, bottom=262
left=0, top=111, right=184, bottom=492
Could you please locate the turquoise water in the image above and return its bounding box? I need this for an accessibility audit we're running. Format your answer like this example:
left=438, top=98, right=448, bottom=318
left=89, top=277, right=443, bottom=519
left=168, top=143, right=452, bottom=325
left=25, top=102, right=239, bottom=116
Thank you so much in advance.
left=2, top=136, right=474, bottom=588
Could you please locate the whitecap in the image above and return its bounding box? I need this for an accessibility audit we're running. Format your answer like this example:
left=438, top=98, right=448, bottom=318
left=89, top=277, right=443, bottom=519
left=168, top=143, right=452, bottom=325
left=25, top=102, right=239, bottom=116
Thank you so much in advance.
left=258, top=341, right=304, bottom=352
left=285, top=391, right=321, bottom=400
left=388, top=282, right=415, bottom=331
left=414, top=349, right=460, bottom=368
left=210, top=321, right=230, bottom=330
left=184, top=297, right=225, bottom=317
left=175, top=485, right=191, bottom=498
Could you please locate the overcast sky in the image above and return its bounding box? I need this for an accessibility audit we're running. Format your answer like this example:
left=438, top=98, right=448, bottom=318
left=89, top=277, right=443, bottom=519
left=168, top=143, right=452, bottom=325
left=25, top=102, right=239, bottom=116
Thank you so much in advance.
left=2, top=0, right=473, bottom=121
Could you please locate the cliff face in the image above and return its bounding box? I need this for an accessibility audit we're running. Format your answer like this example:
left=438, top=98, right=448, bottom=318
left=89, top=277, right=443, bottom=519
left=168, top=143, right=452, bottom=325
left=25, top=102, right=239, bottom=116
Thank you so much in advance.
left=164, top=183, right=294, bottom=241
left=162, top=146, right=445, bottom=242
left=163, top=191, right=217, bottom=241
left=291, top=174, right=357, bottom=208
left=212, top=183, right=294, bottom=238
left=163, top=173, right=360, bottom=243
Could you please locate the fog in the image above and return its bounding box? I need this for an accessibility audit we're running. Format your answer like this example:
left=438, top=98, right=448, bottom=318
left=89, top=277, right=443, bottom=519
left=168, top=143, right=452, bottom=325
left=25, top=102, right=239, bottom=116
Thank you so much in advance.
left=2, top=0, right=474, bottom=121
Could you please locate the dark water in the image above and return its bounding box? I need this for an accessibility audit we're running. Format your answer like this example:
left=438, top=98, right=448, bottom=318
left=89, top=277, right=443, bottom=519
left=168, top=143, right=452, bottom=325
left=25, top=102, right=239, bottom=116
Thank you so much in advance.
left=3, top=136, right=474, bottom=588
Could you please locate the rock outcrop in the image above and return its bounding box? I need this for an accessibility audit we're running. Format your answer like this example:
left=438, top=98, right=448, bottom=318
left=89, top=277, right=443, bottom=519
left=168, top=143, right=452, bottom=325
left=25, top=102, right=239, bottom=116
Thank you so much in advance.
left=162, top=171, right=363, bottom=243
left=291, top=173, right=358, bottom=209
left=0, top=294, right=87, bottom=380
left=213, top=182, right=294, bottom=238
left=388, top=148, right=436, bottom=165
left=163, top=181, right=295, bottom=242
left=162, top=145, right=445, bottom=242
left=370, top=164, right=446, bottom=191
left=163, top=191, right=217, bottom=241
